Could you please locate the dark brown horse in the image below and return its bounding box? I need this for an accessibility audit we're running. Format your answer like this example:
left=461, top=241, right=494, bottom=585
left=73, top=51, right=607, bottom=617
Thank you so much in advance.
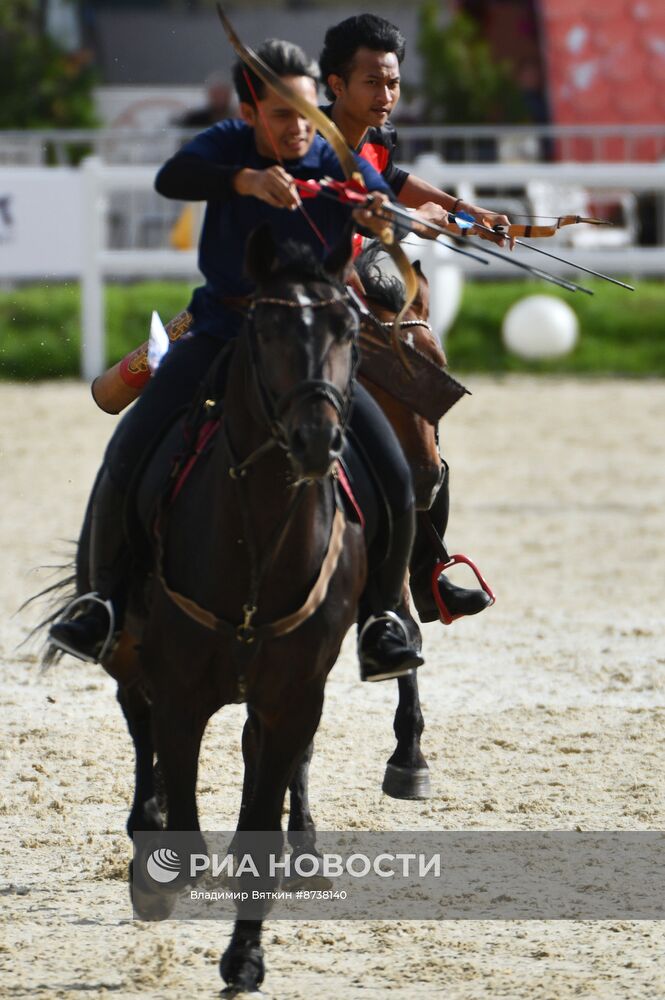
left=66, top=229, right=369, bottom=991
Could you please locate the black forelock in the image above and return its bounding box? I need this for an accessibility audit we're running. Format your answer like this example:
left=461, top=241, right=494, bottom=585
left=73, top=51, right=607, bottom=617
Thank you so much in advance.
left=355, top=242, right=406, bottom=313
left=262, top=240, right=346, bottom=293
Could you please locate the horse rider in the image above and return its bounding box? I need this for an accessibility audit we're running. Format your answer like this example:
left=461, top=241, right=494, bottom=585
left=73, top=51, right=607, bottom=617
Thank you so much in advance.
left=49, top=39, right=426, bottom=683
left=319, top=13, right=509, bottom=623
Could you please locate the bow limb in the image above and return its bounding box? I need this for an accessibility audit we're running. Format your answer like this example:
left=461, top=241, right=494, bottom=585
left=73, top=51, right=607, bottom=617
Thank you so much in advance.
left=216, top=4, right=418, bottom=372
left=216, top=4, right=360, bottom=184
left=500, top=216, right=613, bottom=239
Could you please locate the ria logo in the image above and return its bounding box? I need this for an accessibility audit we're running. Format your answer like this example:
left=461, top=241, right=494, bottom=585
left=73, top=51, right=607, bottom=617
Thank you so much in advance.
left=146, top=847, right=181, bottom=884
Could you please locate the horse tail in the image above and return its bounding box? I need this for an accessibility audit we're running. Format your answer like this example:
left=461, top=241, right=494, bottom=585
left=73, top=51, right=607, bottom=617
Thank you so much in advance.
left=18, top=554, right=78, bottom=666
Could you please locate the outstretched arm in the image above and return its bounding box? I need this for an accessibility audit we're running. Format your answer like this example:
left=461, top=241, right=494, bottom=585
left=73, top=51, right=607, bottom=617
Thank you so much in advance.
left=397, top=173, right=513, bottom=247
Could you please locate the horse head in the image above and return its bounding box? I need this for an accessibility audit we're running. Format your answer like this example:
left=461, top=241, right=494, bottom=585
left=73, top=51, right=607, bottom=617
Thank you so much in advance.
left=245, top=224, right=358, bottom=480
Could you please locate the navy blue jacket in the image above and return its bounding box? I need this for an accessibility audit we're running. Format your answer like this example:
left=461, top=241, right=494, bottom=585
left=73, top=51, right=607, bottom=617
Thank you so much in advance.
left=155, top=118, right=391, bottom=339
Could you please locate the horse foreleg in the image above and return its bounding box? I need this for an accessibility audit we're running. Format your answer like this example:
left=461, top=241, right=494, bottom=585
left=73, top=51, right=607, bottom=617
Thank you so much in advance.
left=130, top=687, right=208, bottom=921
left=221, top=693, right=324, bottom=993
left=382, top=670, right=431, bottom=799
left=116, top=682, right=164, bottom=837
left=287, top=739, right=331, bottom=890
left=152, top=693, right=207, bottom=835
left=287, top=739, right=316, bottom=855
left=236, top=708, right=260, bottom=831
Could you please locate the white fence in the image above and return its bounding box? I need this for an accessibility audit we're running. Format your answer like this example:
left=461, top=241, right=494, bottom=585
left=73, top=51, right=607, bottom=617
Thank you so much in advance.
left=400, top=157, right=665, bottom=277
left=17, top=155, right=665, bottom=378
left=80, top=157, right=199, bottom=379
left=3, top=124, right=665, bottom=166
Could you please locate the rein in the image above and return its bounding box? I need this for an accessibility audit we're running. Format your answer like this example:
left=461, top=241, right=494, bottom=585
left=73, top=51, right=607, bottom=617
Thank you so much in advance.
left=245, top=294, right=355, bottom=449
left=156, top=290, right=353, bottom=652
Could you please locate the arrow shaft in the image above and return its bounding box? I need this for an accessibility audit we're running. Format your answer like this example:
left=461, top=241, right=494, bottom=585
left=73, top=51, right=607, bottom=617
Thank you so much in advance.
left=388, top=205, right=593, bottom=292
left=460, top=212, right=635, bottom=291
left=512, top=238, right=635, bottom=291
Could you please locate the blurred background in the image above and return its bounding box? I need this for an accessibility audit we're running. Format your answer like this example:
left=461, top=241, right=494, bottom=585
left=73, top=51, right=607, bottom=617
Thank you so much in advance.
left=0, top=0, right=663, bottom=380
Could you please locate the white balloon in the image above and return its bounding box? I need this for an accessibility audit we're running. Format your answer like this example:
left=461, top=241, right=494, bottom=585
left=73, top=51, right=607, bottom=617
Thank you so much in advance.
left=502, top=295, right=579, bottom=360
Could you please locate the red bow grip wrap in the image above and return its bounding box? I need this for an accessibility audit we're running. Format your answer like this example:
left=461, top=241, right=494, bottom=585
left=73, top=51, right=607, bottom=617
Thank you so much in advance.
left=90, top=310, right=192, bottom=414
left=294, top=178, right=370, bottom=206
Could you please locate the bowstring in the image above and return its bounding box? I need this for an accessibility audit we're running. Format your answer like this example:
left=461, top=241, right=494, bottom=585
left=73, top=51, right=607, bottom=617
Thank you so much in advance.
left=242, top=68, right=329, bottom=250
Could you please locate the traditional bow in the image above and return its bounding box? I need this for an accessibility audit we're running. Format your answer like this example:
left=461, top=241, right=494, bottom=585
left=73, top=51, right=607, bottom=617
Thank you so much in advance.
left=494, top=215, right=613, bottom=239
left=453, top=210, right=634, bottom=291
left=216, top=4, right=420, bottom=370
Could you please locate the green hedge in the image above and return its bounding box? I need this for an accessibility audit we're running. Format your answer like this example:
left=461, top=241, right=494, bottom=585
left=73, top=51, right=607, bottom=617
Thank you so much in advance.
left=1, top=279, right=664, bottom=380
left=447, top=279, right=665, bottom=374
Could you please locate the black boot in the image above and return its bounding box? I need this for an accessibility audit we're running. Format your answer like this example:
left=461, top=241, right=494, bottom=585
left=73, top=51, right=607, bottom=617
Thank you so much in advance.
left=49, top=468, right=129, bottom=662
left=435, top=574, right=492, bottom=619
left=410, top=470, right=490, bottom=624
left=48, top=595, right=116, bottom=662
left=358, top=509, right=424, bottom=682
left=358, top=611, right=424, bottom=682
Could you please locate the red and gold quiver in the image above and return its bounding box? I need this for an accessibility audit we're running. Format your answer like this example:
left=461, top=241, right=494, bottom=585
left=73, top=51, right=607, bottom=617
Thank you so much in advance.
left=91, top=309, right=192, bottom=414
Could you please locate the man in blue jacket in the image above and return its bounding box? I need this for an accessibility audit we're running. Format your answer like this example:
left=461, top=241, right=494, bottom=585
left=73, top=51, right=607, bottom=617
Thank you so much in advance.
left=50, top=38, right=423, bottom=682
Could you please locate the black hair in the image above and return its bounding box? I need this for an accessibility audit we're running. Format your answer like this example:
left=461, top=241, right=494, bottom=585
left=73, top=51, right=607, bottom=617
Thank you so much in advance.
left=233, top=38, right=320, bottom=106
left=319, top=14, right=406, bottom=101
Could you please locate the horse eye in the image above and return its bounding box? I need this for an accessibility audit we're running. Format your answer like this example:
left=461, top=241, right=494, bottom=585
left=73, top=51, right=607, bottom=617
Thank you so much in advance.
left=332, top=310, right=358, bottom=341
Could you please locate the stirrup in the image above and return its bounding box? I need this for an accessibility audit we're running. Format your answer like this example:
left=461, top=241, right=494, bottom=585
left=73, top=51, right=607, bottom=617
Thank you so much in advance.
left=432, top=555, right=495, bottom=625
left=357, top=610, right=409, bottom=650
left=49, top=592, right=116, bottom=663
left=357, top=611, right=421, bottom=683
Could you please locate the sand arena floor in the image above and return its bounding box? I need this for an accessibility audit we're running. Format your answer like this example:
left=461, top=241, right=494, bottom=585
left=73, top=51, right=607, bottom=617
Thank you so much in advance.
left=1, top=376, right=664, bottom=999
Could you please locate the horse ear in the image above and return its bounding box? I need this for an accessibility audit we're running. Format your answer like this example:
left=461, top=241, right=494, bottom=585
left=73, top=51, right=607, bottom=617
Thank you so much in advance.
left=245, top=223, right=278, bottom=283
left=324, top=219, right=355, bottom=279
left=412, top=259, right=423, bottom=276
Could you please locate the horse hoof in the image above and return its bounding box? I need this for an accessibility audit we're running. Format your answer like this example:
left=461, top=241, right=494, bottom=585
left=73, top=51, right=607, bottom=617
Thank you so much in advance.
left=220, top=942, right=265, bottom=994
left=129, top=860, right=177, bottom=921
left=126, top=797, right=165, bottom=838
left=382, top=763, right=431, bottom=799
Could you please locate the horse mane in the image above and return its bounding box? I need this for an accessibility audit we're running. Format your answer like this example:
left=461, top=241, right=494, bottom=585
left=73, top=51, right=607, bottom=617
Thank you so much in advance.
left=355, top=242, right=406, bottom=314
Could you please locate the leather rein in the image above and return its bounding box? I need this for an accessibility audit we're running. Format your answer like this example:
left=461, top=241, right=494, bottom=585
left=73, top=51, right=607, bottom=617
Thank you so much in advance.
left=157, top=291, right=355, bottom=649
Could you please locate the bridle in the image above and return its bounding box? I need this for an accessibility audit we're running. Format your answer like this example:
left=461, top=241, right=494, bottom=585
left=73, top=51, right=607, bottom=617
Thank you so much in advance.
left=224, top=290, right=358, bottom=477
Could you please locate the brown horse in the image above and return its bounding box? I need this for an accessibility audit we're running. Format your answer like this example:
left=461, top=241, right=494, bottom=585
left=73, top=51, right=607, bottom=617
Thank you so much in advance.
left=358, top=251, right=446, bottom=511
left=358, top=247, right=447, bottom=800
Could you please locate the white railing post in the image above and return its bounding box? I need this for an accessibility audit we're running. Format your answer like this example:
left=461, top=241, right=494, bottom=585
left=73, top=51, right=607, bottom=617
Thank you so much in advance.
left=80, top=156, right=106, bottom=380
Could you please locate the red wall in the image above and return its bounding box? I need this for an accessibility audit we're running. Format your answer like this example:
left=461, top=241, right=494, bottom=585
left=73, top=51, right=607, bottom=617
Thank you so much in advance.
left=540, top=0, right=665, bottom=160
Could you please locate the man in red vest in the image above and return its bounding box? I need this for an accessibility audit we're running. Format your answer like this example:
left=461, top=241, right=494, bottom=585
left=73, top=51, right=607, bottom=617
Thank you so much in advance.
left=320, top=13, right=503, bottom=622
left=319, top=13, right=511, bottom=245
